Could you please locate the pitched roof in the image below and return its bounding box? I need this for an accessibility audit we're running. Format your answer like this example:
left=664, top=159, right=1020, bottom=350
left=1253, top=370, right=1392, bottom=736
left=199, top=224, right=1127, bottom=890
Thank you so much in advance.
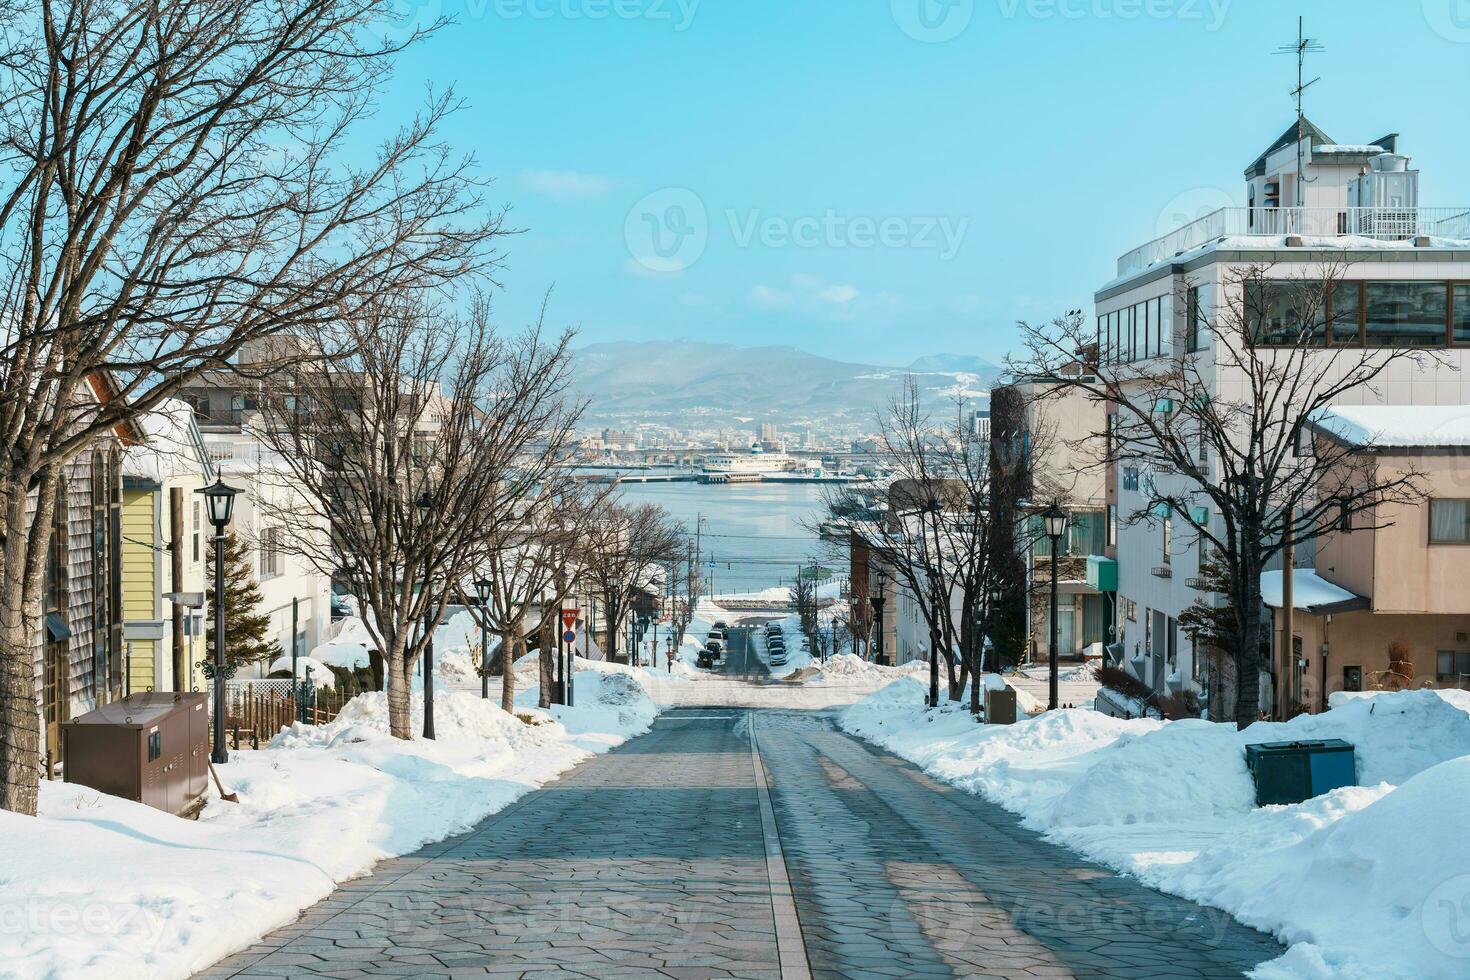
left=1244, top=118, right=1334, bottom=178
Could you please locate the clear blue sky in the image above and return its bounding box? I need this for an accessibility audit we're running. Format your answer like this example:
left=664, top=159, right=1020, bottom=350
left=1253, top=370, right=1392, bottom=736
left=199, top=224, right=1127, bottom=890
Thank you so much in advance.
left=377, top=0, right=1470, bottom=366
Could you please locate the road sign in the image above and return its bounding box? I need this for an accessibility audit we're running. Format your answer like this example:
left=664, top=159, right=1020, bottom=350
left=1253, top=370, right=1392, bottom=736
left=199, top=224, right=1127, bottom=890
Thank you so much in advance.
left=560, top=609, right=578, bottom=630
left=563, top=630, right=576, bottom=645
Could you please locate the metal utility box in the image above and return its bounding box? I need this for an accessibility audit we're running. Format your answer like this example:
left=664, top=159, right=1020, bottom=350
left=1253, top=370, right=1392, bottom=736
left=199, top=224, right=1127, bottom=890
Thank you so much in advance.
left=984, top=687, right=1018, bottom=725
left=1244, top=739, right=1356, bottom=807
left=63, top=692, right=210, bottom=815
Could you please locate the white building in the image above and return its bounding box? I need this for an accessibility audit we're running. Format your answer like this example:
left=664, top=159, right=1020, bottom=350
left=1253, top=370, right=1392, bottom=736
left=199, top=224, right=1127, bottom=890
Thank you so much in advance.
left=1098, top=120, right=1470, bottom=707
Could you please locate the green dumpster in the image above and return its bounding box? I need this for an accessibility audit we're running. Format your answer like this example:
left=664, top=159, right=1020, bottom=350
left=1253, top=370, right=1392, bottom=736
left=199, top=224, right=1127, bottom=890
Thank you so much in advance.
left=1244, top=739, right=1356, bottom=806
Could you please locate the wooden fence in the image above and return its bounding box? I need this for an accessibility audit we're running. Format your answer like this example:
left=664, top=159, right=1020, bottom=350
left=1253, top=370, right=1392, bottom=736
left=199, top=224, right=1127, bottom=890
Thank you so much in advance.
left=210, top=682, right=354, bottom=751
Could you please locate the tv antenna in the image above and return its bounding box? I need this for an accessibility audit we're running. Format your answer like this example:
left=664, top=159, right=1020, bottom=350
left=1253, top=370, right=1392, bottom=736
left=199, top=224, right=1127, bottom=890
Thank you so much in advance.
left=1275, top=16, right=1324, bottom=196
left=1270, top=18, right=1328, bottom=193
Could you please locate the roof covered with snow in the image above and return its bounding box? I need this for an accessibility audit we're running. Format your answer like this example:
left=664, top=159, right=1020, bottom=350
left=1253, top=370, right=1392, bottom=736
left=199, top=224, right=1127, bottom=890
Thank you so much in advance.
left=1260, top=569, right=1367, bottom=613
left=1308, top=405, right=1470, bottom=451
left=122, top=399, right=213, bottom=484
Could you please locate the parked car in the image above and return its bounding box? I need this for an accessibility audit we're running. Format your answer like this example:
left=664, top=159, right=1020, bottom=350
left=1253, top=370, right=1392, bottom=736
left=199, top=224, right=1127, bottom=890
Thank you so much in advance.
left=768, top=639, right=785, bottom=652
left=770, top=653, right=788, bottom=666
left=697, top=649, right=714, bottom=669
left=705, top=639, right=724, bottom=659
left=713, top=620, right=729, bottom=631
left=708, top=627, right=726, bottom=643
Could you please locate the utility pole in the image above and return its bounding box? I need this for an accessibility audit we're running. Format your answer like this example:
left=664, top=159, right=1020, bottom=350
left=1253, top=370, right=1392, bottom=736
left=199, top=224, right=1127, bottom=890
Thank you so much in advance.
left=1276, top=16, right=1323, bottom=207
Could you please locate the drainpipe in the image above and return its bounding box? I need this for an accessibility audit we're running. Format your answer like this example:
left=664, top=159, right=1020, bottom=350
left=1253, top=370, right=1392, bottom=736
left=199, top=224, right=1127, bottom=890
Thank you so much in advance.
left=1320, top=614, right=1331, bottom=714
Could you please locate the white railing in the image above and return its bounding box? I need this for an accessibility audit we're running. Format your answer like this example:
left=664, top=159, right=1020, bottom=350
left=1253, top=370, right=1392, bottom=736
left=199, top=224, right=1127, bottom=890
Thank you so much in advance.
left=1117, top=206, right=1470, bottom=277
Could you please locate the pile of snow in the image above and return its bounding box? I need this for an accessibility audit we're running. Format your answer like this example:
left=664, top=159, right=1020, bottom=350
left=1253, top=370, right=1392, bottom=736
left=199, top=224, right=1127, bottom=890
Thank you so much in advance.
left=841, top=682, right=1470, bottom=979
left=0, top=668, right=661, bottom=979
left=310, top=616, right=374, bottom=670
left=818, top=653, right=926, bottom=677
left=264, top=655, right=337, bottom=690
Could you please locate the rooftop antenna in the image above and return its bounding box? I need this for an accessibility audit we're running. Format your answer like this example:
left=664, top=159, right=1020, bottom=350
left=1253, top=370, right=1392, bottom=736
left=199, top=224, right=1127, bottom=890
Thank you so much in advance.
left=1275, top=16, right=1324, bottom=199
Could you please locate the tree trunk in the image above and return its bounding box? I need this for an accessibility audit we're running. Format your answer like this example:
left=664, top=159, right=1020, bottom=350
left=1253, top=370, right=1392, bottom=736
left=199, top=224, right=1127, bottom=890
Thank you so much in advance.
left=538, top=603, right=554, bottom=709
left=500, top=628, right=520, bottom=715
left=1, top=483, right=44, bottom=815
left=1234, top=594, right=1264, bottom=730
left=385, top=633, right=412, bottom=740
left=969, top=650, right=982, bottom=714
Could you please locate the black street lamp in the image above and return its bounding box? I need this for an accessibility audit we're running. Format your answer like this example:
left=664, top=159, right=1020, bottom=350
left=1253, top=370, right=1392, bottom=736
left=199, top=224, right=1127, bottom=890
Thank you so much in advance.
left=475, top=577, right=494, bottom=699
left=869, top=568, right=888, bottom=666
left=197, top=478, right=240, bottom=765
left=416, top=491, right=435, bottom=740
left=1042, top=505, right=1070, bottom=711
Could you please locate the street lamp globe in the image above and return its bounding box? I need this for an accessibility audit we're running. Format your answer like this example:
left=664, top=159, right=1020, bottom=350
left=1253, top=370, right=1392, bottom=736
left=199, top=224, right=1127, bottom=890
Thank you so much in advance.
left=475, top=577, right=493, bottom=605
left=196, top=478, right=241, bottom=528
left=1042, top=505, right=1069, bottom=541
left=415, top=490, right=433, bottom=515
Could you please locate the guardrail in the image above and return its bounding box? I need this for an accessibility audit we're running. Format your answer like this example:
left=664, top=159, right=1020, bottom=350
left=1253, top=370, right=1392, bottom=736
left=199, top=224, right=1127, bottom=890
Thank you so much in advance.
left=1118, top=206, right=1470, bottom=276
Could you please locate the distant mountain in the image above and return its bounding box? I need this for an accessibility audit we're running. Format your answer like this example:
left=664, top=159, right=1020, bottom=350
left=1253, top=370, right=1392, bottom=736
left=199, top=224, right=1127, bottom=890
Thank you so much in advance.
left=569, top=340, right=998, bottom=430
left=907, top=353, right=1003, bottom=376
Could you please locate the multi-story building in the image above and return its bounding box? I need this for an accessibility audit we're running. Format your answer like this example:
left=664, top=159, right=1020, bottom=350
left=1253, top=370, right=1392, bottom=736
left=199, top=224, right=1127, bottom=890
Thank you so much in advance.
left=990, top=372, right=1111, bottom=662
left=1098, top=120, right=1470, bottom=712
left=1258, top=405, right=1470, bottom=712
left=120, top=400, right=212, bottom=695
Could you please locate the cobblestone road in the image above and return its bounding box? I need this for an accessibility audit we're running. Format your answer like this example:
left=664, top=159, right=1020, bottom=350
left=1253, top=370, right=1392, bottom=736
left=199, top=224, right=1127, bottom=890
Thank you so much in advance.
left=198, top=708, right=1282, bottom=979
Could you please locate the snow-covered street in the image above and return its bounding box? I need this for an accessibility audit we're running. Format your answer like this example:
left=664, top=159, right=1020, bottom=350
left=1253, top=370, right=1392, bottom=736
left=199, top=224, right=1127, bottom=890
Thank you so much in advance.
left=841, top=679, right=1470, bottom=979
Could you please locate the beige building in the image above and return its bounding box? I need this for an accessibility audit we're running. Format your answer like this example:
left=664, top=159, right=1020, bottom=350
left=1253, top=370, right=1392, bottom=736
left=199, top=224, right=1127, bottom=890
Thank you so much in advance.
left=1264, top=405, right=1470, bottom=713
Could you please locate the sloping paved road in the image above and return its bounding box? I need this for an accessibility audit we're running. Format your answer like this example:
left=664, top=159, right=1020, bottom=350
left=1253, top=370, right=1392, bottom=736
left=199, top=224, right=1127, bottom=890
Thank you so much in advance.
left=197, top=709, right=1281, bottom=979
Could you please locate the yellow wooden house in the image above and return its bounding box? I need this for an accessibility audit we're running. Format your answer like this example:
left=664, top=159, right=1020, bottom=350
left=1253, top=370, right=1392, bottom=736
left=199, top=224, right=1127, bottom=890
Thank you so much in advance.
left=121, top=400, right=212, bottom=693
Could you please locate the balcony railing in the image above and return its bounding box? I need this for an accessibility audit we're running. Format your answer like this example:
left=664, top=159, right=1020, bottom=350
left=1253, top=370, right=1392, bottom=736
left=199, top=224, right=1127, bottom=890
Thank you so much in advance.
left=1117, top=206, right=1470, bottom=277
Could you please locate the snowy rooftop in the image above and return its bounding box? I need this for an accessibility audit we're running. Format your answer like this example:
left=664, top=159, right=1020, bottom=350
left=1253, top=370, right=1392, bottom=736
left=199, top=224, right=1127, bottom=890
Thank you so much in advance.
left=1260, top=569, right=1366, bottom=613
left=1308, top=405, right=1470, bottom=450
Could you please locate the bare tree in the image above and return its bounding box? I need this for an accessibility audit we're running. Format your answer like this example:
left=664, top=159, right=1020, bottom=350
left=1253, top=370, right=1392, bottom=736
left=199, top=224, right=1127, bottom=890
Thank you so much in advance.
left=581, top=501, right=683, bottom=664
left=0, top=0, right=500, bottom=813
left=255, top=296, right=578, bottom=739
left=1009, top=264, right=1430, bottom=728
left=825, top=379, right=1038, bottom=710
left=468, top=481, right=605, bottom=714
left=666, top=537, right=703, bottom=663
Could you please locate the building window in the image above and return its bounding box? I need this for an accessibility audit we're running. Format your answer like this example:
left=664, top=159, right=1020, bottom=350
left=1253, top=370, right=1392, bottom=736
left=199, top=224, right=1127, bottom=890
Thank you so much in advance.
left=1365, top=282, right=1449, bottom=347
left=1106, top=504, right=1117, bottom=548
left=1429, top=499, right=1470, bottom=544
left=1436, top=651, right=1470, bottom=684
left=192, top=501, right=201, bottom=563
left=1247, top=280, right=1329, bottom=346
left=1186, top=287, right=1202, bottom=353
left=1162, top=514, right=1172, bottom=564
left=1455, top=284, right=1470, bottom=345
left=1121, top=466, right=1139, bottom=492
left=259, top=526, right=284, bottom=578
left=1330, top=281, right=1362, bottom=346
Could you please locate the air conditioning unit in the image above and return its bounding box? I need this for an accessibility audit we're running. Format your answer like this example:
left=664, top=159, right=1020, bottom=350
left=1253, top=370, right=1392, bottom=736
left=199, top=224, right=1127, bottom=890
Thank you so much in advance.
left=1348, top=153, right=1420, bottom=239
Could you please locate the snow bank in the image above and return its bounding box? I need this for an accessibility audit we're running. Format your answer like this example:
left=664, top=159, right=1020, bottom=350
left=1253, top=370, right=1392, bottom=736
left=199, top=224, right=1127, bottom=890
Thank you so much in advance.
left=0, top=671, right=661, bottom=980
left=264, top=655, right=337, bottom=690
left=840, top=683, right=1470, bottom=978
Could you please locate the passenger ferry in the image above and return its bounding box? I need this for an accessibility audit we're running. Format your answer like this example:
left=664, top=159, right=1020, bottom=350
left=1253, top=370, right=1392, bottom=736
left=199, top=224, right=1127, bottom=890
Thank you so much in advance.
left=701, top=444, right=795, bottom=477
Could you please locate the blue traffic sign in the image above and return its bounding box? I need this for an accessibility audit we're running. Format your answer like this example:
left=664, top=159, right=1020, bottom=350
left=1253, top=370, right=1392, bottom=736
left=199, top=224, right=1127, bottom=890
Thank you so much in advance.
left=563, top=630, right=576, bottom=644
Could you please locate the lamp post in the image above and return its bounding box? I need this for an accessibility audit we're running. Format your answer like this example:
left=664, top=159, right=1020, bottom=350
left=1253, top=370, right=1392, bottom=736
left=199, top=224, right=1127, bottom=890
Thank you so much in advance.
left=416, top=491, right=435, bottom=740
left=1042, top=505, right=1069, bottom=711
left=869, top=569, right=888, bottom=666
left=476, top=577, right=493, bottom=700
left=197, top=478, right=240, bottom=765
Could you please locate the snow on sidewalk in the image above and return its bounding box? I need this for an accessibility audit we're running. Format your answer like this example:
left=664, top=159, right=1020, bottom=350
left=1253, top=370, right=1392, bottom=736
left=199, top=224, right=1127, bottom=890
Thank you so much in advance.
left=840, top=677, right=1470, bottom=979
left=0, top=669, right=661, bottom=980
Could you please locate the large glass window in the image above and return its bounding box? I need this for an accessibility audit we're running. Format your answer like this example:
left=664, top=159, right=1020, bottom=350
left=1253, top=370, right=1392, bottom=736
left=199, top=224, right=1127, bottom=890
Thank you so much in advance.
left=1248, top=280, right=1328, bottom=345
left=1329, top=281, right=1361, bottom=346
left=1140, top=301, right=1151, bottom=359
left=1454, top=284, right=1470, bottom=345
left=1429, top=499, right=1470, bottom=544
left=1365, top=281, right=1448, bottom=347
